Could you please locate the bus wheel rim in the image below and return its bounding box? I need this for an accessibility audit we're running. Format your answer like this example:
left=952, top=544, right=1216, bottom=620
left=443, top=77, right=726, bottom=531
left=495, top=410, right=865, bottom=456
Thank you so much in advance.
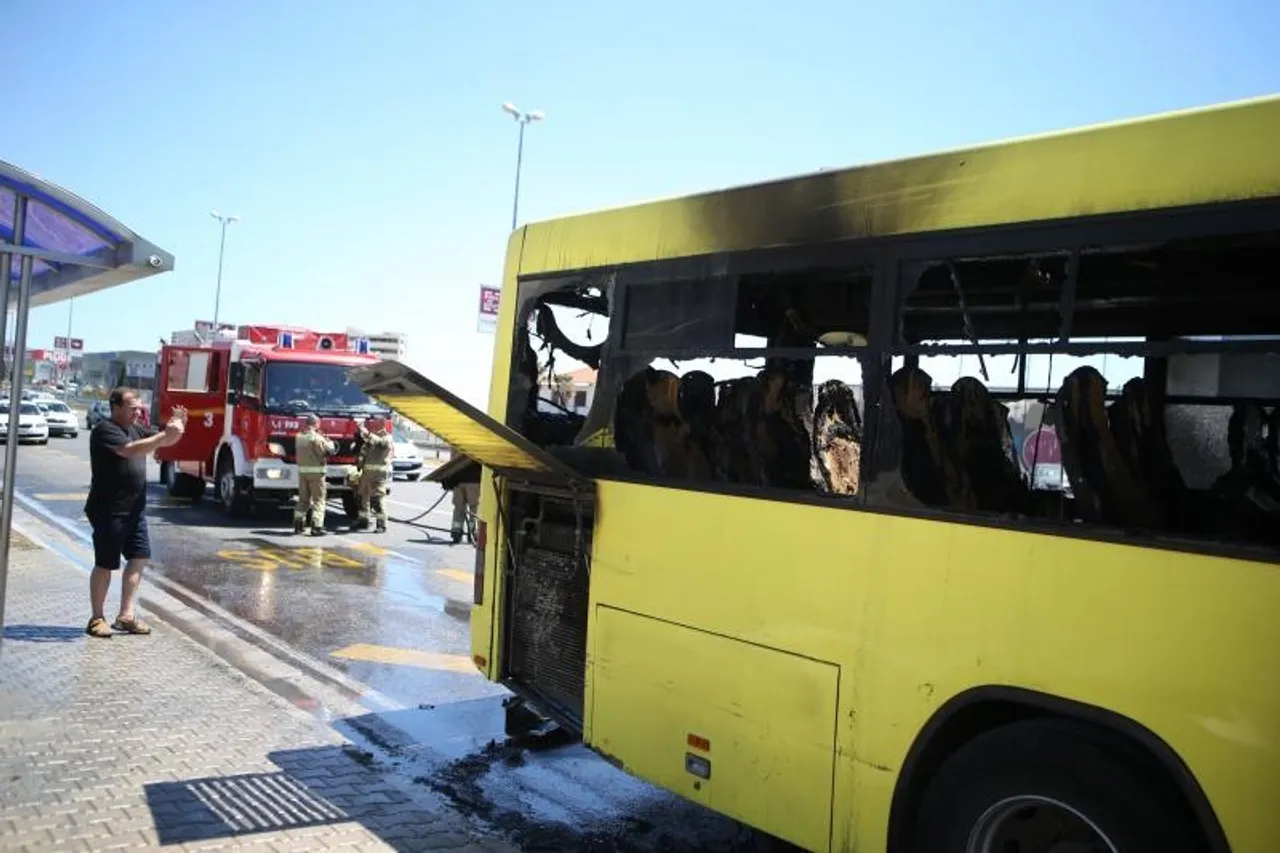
left=966, top=794, right=1119, bottom=853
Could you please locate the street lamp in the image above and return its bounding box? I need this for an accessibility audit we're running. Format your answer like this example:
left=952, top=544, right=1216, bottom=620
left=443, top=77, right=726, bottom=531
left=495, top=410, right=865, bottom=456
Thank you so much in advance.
left=502, top=102, right=545, bottom=231
left=209, top=210, right=240, bottom=329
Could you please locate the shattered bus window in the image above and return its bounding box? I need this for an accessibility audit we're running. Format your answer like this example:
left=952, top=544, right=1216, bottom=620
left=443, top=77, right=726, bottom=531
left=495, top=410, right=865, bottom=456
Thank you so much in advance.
left=868, top=231, right=1280, bottom=556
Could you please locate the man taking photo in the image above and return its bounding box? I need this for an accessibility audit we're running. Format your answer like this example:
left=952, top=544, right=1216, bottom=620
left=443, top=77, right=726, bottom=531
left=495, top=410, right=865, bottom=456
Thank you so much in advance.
left=84, top=388, right=187, bottom=638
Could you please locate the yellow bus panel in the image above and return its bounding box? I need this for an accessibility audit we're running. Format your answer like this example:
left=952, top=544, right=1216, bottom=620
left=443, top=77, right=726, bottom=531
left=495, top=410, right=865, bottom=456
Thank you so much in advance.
left=516, top=95, right=1280, bottom=276
left=590, top=605, right=840, bottom=853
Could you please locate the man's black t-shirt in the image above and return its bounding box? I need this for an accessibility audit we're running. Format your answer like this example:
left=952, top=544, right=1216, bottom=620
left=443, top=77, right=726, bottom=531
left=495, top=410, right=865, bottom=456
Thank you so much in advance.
left=86, top=420, right=155, bottom=519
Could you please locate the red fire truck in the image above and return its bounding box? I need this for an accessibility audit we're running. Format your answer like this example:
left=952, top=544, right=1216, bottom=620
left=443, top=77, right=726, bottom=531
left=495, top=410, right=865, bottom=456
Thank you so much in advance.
left=154, top=325, right=390, bottom=520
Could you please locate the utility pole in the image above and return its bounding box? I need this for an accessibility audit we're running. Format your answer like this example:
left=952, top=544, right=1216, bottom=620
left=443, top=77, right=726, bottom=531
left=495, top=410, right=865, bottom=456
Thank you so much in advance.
left=209, top=211, right=240, bottom=328
left=502, top=102, right=545, bottom=230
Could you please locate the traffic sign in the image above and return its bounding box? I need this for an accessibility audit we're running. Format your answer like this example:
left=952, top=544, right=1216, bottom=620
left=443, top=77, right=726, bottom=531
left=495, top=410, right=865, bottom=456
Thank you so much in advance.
left=1021, top=425, right=1062, bottom=471
left=53, top=336, right=84, bottom=351
left=478, top=285, right=500, bottom=334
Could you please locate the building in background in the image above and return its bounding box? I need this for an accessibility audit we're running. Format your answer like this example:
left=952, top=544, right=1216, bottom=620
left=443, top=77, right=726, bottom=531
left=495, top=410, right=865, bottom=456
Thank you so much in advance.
left=346, top=327, right=407, bottom=361
left=78, top=350, right=158, bottom=396
left=539, top=367, right=596, bottom=416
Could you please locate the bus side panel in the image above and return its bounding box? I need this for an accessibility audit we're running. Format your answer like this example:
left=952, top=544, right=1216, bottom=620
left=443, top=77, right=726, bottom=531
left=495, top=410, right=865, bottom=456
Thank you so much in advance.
left=589, top=605, right=839, bottom=853
left=471, top=229, right=526, bottom=681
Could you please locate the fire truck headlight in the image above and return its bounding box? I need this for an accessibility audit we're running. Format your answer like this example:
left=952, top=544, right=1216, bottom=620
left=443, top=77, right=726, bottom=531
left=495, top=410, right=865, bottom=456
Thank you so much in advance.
left=262, top=468, right=285, bottom=480
left=267, top=442, right=286, bottom=456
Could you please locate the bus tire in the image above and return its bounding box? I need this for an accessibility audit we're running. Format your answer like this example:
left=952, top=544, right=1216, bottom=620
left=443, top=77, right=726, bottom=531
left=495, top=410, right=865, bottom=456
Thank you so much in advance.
left=912, top=719, right=1202, bottom=853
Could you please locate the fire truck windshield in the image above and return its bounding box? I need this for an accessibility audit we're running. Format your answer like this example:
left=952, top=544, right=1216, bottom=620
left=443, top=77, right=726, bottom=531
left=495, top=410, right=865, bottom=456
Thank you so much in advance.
left=263, top=362, right=386, bottom=417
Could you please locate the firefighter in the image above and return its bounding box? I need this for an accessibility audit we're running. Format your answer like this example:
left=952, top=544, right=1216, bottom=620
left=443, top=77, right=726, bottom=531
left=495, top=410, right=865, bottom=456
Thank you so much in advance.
left=294, top=413, right=335, bottom=536
left=441, top=455, right=481, bottom=544
left=353, top=415, right=393, bottom=533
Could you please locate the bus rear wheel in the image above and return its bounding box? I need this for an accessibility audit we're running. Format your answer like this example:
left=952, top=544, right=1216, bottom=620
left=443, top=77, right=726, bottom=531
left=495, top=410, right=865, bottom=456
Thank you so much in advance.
left=912, top=720, right=1201, bottom=853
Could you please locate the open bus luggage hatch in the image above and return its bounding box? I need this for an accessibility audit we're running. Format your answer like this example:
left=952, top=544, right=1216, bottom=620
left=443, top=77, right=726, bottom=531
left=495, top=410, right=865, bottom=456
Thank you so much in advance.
left=348, top=361, right=590, bottom=488
left=350, top=361, right=595, bottom=728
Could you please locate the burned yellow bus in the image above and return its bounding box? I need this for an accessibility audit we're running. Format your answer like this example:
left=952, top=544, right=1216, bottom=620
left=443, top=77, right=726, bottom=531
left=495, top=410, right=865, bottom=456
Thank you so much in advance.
left=356, top=95, right=1280, bottom=853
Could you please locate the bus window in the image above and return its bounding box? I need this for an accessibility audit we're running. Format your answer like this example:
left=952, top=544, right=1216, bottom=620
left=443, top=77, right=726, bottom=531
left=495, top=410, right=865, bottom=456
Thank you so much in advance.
left=602, top=263, right=873, bottom=495
left=868, top=232, right=1280, bottom=553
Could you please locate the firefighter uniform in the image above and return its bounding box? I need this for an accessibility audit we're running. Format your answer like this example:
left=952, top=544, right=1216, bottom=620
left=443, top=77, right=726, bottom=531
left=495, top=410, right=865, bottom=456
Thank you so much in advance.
left=295, top=420, right=336, bottom=536
left=354, top=422, right=393, bottom=532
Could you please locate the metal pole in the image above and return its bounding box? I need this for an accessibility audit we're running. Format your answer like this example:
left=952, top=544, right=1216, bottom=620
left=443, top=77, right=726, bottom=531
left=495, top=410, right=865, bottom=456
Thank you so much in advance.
left=0, top=194, right=33, bottom=643
left=511, top=119, right=526, bottom=231
left=0, top=256, right=9, bottom=390
left=63, top=298, right=74, bottom=396
left=213, top=218, right=228, bottom=329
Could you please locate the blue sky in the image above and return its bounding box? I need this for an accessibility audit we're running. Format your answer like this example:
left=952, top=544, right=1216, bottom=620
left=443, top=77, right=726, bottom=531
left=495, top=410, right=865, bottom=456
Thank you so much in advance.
left=5, top=0, right=1277, bottom=405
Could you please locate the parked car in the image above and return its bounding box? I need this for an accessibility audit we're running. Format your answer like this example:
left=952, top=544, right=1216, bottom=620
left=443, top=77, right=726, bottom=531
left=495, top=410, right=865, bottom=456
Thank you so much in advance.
left=392, top=432, right=424, bottom=481
left=0, top=401, right=49, bottom=444
left=86, top=400, right=110, bottom=429
left=36, top=400, right=79, bottom=438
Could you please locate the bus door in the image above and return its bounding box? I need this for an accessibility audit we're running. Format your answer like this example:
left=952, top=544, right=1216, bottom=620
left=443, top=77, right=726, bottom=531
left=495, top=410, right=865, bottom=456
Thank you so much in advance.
left=348, top=360, right=596, bottom=730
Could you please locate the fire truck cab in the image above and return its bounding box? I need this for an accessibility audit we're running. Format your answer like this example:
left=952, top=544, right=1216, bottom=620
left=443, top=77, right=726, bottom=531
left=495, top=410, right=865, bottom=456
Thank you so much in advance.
left=155, top=325, right=389, bottom=520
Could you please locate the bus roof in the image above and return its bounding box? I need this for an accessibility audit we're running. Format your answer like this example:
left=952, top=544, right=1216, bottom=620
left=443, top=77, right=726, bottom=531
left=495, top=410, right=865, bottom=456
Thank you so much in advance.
left=516, top=95, right=1280, bottom=276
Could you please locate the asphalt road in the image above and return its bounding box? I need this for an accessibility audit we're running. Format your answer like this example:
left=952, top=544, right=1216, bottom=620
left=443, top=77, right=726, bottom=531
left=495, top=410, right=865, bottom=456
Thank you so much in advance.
left=2, top=429, right=498, bottom=711
left=3, top=429, right=799, bottom=852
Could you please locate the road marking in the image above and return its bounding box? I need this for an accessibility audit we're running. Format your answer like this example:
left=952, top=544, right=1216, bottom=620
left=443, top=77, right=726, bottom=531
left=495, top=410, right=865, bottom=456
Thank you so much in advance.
left=435, top=569, right=472, bottom=584
left=215, top=546, right=367, bottom=572
left=32, top=492, right=88, bottom=501
left=330, top=643, right=474, bottom=673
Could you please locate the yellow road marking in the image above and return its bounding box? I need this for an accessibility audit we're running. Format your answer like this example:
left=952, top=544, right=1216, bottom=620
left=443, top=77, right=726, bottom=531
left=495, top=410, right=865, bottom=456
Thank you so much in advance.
left=347, top=541, right=389, bottom=555
left=215, top=547, right=366, bottom=572
left=330, top=643, right=474, bottom=673
left=435, top=569, right=472, bottom=584
left=32, top=492, right=88, bottom=501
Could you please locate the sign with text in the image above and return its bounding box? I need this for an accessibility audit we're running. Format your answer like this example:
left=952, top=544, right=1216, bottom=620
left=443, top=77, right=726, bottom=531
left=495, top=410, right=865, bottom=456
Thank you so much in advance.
left=478, top=285, right=500, bottom=334
left=53, top=336, right=84, bottom=351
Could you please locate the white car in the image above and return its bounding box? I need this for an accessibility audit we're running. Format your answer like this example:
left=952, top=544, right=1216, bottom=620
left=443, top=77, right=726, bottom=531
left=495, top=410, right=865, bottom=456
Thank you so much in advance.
left=392, top=433, right=424, bottom=481
left=36, top=400, right=79, bottom=438
left=0, top=401, right=49, bottom=445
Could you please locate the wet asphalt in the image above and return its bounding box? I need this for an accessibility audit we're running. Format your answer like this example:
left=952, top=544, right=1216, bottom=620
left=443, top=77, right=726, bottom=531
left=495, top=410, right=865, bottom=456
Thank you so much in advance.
left=3, top=430, right=801, bottom=852
left=2, top=431, right=498, bottom=710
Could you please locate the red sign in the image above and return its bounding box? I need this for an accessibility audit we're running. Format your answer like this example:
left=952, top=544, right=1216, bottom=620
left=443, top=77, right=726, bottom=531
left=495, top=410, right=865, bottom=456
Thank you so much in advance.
left=1021, top=426, right=1062, bottom=470
left=479, top=286, right=500, bottom=317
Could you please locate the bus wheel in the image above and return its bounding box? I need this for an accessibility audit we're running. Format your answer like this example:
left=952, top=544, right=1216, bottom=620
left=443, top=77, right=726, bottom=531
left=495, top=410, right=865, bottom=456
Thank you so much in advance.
left=912, top=720, right=1199, bottom=853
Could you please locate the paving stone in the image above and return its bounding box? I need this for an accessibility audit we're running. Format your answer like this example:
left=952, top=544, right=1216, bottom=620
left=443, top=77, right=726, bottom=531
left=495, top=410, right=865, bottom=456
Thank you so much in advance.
left=0, top=524, right=519, bottom=853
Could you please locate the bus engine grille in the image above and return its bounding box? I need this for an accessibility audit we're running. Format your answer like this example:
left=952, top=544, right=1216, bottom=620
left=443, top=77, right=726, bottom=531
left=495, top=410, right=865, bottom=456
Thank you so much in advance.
left=507, top=544, right=589, bottom=725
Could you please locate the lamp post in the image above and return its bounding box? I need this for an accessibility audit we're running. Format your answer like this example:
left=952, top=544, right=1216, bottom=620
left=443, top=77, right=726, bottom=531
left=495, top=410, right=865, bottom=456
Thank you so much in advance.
left=209, top=211, right=240, bottom=329
left=502, top=102, right=545, bottom=231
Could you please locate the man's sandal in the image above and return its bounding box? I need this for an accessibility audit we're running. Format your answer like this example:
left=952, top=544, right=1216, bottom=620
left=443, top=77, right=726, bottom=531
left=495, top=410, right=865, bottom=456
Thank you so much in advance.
left=85, top=617, right=113, bottom=638
left=111, top=616, right=152, bottom=635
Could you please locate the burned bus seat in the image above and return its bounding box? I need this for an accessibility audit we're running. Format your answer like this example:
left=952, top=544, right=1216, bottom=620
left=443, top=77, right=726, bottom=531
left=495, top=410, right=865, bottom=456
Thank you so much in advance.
left=1057, top=367, right=1160, bottom=529
left=756, top=369, right=815, bottom=490
left=716, top=377, right=768, bottom=485
left=937, top=377, right=1027, bottom=513
left=1107, top=377, right=1188, bottom=522
left=613, top=367, right=711, bottom=481
left=679, top=371, right=729, bottom=481
left=812, top=380, right=863, bottom=496
left=889, top=366, right=969, bottom=509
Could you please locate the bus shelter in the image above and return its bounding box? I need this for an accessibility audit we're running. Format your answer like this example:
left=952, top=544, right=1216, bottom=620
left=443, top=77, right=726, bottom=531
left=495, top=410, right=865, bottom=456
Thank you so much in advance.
left=0, top=160, right=174, bottom=643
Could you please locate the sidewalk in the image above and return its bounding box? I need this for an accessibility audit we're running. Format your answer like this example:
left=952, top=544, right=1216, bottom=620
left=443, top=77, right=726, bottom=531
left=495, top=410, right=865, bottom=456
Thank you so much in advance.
left=0, top=519, right=514, bottom=852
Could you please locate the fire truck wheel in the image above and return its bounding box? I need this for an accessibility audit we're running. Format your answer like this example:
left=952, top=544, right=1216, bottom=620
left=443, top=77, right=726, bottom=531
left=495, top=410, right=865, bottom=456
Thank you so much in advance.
left=342, top=492, right=361, bottom=522
left=159, top=461, right=173, bottom=486
left=217, top=454, right=253, bottom=518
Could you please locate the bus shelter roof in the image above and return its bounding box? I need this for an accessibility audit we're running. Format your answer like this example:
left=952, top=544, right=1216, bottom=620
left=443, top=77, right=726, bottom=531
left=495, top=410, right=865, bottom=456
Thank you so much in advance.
left=0, top=158, right=175, bottom=646
left=1, top=159, right=174, bottom=304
